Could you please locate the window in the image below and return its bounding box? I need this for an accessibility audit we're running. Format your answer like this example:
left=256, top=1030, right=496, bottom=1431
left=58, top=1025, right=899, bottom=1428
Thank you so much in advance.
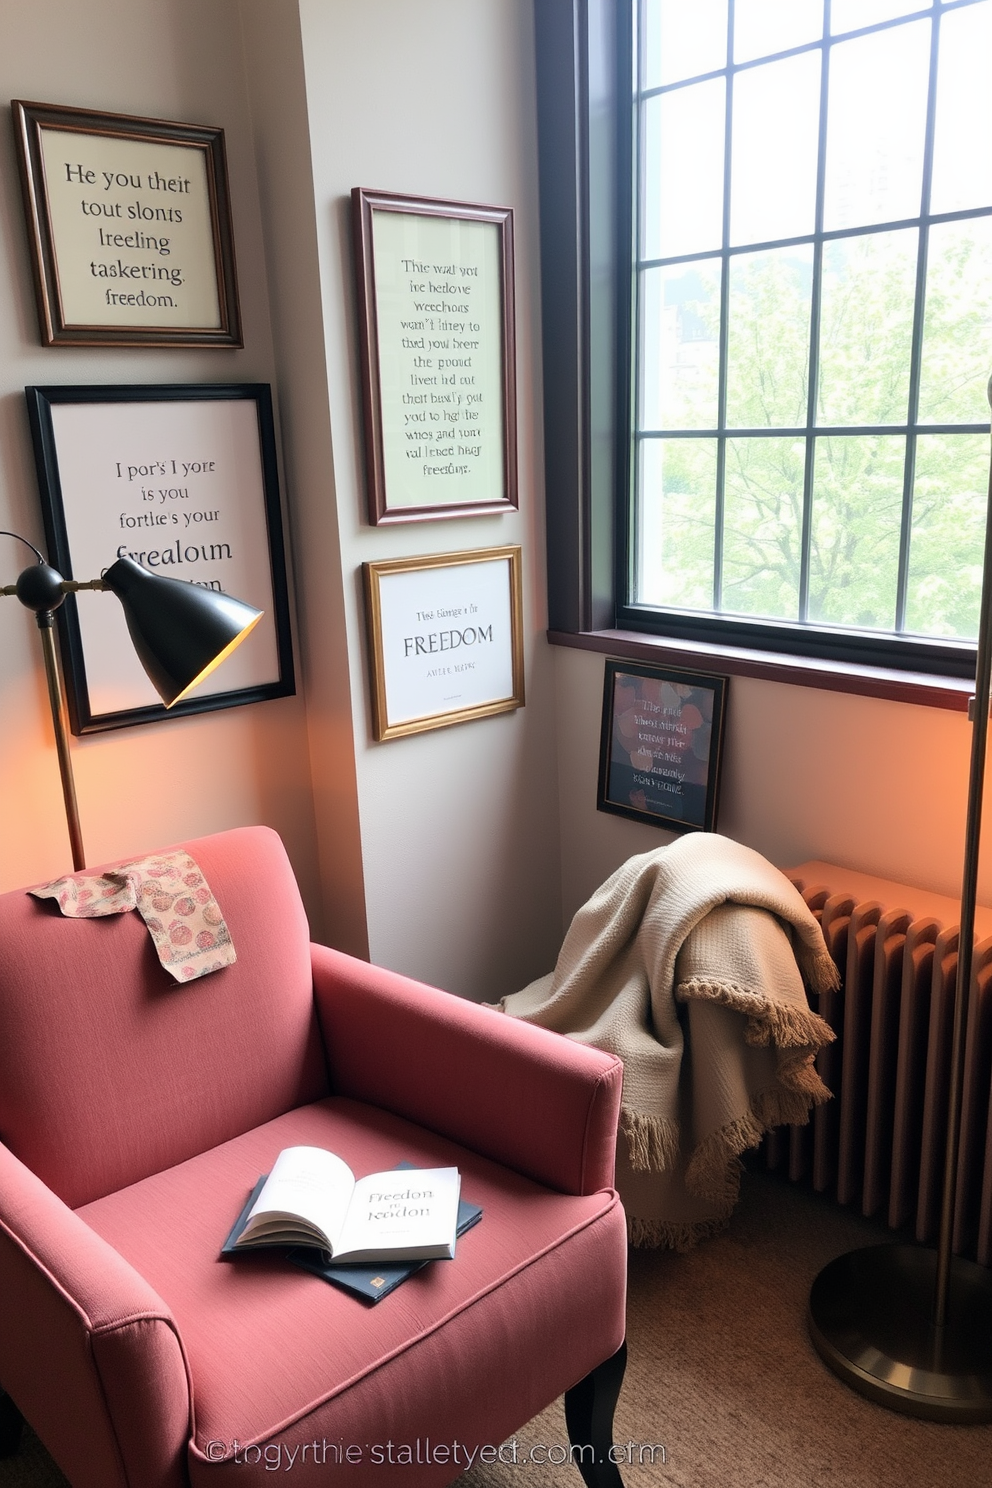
left=625, top=0, right=992, bottom=673
left=533, top=1, right=992, bottom=685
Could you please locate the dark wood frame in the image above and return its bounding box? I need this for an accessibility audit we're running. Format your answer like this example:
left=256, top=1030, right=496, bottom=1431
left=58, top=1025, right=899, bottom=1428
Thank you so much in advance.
left=597, top=657, right=728, bottom=834
left=25, top=383, right=294, bottom=734
left=352, top=187, right=517, bottom=525
left=363, top=545, right=525, bottom=741
left=12, top=100, right=242, bottom=348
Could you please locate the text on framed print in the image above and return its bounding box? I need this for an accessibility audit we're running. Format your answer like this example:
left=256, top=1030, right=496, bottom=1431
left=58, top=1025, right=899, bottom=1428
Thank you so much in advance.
left=26, top=384, right=293, bottom=733
left=363, top=547, right=524, bottom=740
left=598, top=660, right=728, bottom=834
left=353, top=189, right=516, bottom=524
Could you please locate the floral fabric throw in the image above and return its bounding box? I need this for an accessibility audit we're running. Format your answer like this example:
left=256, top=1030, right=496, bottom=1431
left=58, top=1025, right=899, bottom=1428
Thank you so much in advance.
left=29, top=850, right=236, bottom=982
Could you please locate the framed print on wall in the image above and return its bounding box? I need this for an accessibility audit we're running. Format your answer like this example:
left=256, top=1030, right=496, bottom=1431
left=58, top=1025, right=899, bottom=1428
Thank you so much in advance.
left=363, top=546, right=524, bottom=741
left=352, top=187, right=517, bottom=525
left=25, top=383, right=294, bottom=734
left=12, top=100, right=241, bottom=347
left=597, top=659, right=728, bottom=834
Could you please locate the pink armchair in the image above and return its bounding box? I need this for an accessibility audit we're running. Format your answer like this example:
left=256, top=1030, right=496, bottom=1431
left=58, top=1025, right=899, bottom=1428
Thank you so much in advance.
left=0, top=827, right=627, bottom=1487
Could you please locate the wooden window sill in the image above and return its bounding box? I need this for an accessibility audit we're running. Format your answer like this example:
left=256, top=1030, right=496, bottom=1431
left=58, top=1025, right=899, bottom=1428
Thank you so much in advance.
left=547, top=628, right=974, bottom=713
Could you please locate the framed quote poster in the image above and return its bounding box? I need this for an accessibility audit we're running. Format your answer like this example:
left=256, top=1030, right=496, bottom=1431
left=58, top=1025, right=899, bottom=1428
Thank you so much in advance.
left=12, top=100, right=241, bottom=347
left=363, top=546, right=524, bottom=740
left=597, top=660, right=728, bottom=833
left=25, top=383, right=294, bottom=733
left=352, top=188, right=517, bottom=525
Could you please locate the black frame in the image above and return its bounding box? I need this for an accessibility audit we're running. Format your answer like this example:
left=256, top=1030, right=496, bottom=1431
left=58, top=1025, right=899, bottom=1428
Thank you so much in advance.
left=534, top=0, right=990, bottom=681
left=597, top=657, right=728, bottom=833
left=25, top=383, right=295, bottom=734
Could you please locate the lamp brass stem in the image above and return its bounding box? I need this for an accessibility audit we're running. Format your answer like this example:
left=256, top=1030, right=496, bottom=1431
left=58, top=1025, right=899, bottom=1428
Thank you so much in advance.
left=36, top=614, right=85, bottom=872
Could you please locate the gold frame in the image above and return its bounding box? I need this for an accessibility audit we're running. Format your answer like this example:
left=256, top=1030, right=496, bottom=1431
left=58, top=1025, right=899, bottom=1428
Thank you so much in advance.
left=363, top=546, right=524, bottom=741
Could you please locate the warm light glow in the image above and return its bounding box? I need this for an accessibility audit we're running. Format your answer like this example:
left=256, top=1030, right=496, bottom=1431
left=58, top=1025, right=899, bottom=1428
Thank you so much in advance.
left=165, top=611, right=264, bottom=708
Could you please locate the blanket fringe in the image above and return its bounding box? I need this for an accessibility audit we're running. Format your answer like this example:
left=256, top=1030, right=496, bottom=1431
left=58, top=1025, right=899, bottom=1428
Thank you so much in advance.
left=679, top=978, right=835, bottom=1054
left=759, top=1053, right=832, bottom=1113
left=683, top=1070, right=830, bottom=1205
left=750, top=1082, right=818, bottom=1131
left=627, top=1213, right=731, bottom=1251
left=801, top=949, right=841, bottom=997
left=620, top=1106, right=680, bottom=1172
left=744, top=1001, right=835, bottom=1051
left=684, top=1114, right=761, bottom=1206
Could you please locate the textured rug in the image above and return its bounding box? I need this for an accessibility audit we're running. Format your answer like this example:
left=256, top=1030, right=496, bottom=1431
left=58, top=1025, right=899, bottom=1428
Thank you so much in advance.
left=4, top=1170, right=991, bottom=1488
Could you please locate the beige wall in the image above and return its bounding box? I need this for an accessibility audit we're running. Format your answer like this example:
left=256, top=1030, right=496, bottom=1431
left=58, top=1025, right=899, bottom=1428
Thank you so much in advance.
left=244, top=0, right=564, bottom=999
left=0, top=0, right=323, bottom=922
left=237, top=0, right=369, bottom=959
left=554, top=645, right=980, bottom=929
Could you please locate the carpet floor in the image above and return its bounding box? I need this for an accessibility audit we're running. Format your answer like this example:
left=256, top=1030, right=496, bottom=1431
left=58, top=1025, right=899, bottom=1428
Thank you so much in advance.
left=3, top=1169, right=991, bottom=1487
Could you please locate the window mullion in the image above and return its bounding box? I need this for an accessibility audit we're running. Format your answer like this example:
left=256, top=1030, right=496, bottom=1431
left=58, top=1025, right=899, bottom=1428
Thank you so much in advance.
left=714, top=0, right=735, bottom=613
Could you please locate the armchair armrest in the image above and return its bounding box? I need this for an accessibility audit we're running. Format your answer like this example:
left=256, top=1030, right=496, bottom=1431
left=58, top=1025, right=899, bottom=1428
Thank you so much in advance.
left=0, top=1142, right=191, bottom=1488
left=311, top=944, right=622, bottom=1195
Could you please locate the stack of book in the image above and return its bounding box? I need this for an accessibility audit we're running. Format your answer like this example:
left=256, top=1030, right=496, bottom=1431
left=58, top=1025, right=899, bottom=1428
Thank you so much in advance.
left=222, top=1147, right=481, bottom=1302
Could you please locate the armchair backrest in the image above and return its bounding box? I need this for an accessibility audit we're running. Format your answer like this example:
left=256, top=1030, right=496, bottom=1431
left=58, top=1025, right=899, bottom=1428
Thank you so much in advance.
left=0, top=826, right=328, bottom=1207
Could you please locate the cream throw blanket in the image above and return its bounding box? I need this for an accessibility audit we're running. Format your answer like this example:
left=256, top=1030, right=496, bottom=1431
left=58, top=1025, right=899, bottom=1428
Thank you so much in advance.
left=497, top=834, right=838, bottom=1249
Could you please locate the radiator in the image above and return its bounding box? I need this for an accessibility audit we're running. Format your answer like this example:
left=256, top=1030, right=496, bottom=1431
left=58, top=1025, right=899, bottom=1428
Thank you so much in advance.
left=762, top=861, right=992, bottom=1267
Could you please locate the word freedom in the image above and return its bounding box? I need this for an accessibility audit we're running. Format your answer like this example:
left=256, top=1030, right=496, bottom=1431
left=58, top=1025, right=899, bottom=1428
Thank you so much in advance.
left=403, top=624, right=493, bottom=658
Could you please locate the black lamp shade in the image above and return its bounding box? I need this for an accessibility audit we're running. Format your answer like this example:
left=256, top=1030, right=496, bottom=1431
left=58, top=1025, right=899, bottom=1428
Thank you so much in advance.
left=102, top=557, right=263, bottom=707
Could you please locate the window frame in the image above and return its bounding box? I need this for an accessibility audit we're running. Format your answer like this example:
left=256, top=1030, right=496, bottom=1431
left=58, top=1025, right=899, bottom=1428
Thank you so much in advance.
left=535, top=0, right=990, bottom=695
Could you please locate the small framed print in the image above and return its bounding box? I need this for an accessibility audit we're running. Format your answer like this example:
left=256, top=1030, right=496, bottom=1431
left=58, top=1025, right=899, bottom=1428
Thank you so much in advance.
left=363, top=546, right=524, bottom=741
left=352, top=188, right=517, bottom=525
left=597, top=660, right=728, bottom=834
left=12, top=100, right=241, bottom=347
left=25, top=383, right=294, bottom=733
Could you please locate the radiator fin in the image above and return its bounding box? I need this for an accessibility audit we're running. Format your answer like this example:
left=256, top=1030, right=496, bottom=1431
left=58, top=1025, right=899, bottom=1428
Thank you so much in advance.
left=764, top=862, right=992, bottom=1267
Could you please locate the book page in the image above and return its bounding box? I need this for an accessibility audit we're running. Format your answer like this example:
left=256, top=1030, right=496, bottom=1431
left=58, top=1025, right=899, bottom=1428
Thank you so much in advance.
left=336, top=1166, right=461, bottom=1260
left=239, top=1147, right=355, bottom=1249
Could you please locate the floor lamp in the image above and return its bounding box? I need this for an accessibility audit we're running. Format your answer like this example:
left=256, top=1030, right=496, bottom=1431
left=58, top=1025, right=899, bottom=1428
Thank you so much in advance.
left=807, top=381, right=992, bottom=1421
left=1, top=532, right=262, bottom=872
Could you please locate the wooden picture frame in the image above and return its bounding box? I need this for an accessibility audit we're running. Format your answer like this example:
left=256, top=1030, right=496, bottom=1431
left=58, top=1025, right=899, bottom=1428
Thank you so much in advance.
left=25, top=383, right=294, bottom=733
left=12, top=100, right=241, bottom=347
left=363, top=546, right=524, bottom=740
left=597, top=659, right=728, bottom=833
left=352, top=187, right=517, bottom=525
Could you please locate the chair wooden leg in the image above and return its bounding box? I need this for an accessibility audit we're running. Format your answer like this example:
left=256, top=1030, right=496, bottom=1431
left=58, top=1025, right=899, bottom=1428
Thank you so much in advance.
left=564, top=1340, right=627, bottom=1488
left=0, top=1390, right=24, bottom=1458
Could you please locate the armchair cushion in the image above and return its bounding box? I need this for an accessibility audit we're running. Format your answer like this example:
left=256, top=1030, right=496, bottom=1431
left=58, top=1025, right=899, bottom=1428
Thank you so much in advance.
left=78, top=1096, right=626, bottom=1481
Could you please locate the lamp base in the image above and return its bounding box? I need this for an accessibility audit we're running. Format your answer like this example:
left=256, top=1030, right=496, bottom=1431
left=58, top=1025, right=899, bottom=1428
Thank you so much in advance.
left=808, top=1243, right=992, bottom=1422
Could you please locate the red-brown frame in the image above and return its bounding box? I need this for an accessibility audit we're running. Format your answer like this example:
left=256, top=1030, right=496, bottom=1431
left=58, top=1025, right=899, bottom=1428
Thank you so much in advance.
left=351, top=187, right=517, bottom=526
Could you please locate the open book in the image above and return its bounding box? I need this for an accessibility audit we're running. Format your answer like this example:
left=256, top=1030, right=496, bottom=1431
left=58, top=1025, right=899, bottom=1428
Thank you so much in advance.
left=231, top=1146, right=461, bottom=1263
